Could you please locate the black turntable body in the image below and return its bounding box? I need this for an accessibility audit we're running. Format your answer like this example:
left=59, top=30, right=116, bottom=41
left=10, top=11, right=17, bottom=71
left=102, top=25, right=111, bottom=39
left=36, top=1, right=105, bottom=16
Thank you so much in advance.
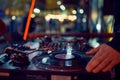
left=0, top=37, right=112, bottom=80
left=31, top=50, right=111, bottom=80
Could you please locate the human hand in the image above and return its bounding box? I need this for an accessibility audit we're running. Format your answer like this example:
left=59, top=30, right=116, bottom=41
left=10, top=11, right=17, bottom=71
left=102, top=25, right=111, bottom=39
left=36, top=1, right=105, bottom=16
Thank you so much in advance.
left=85, top=44, right=120, bottom=73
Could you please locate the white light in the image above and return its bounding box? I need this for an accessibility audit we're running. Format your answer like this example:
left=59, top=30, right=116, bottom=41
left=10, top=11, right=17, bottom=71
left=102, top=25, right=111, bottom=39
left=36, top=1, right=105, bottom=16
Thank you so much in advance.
left=45, top=14, right=67, bottom=22
left=66, top=43, right=72, bottom=56
left=42, top=57, right=48, bottom=63
left=96, top=24, right=101, bottom=33
left=45, top=14, right=77, bottom=22
left=82, top=18, right=87, bottom=23
left=72, top=10, right=77, bottom=14
left=68, top=15, right=77, bottom=21
left=60, top=5, right=66, bottom=11
left=34, top=8, right=40, bottom=13
left=88, top=38, right=100, bottom=48
left=31, top=14, right=35, bottom=18
left=57, top=1, right=62, bottom=5
left=12, top=16, right=16, bottom=20
left=79, top=9, right=84, bottom=14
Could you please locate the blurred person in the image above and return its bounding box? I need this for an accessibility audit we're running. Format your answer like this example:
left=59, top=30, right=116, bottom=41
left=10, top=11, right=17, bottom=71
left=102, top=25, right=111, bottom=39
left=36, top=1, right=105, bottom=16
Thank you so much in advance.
left=0, top=19, right=7, bottom=35
left=22, top=15, right=36, bottom=33
left=12, top=15, right=36, bottom=42
left=48, top=19, right=59, bottom=33
left=86, top=0, right=120, bottom=79
left=4, top=14, right=36, bottom=43
left=0, top=19, right=7, bottom=43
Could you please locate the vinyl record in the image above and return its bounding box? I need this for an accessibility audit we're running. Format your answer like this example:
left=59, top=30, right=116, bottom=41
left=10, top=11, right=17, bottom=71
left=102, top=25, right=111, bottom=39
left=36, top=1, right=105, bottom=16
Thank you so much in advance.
left=32, top=50, right=91, bottom=72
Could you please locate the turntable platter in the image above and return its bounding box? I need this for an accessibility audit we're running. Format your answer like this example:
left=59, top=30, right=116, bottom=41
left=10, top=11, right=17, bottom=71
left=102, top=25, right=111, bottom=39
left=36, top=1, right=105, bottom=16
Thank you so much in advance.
left=31, top=50, right=91, bottom=72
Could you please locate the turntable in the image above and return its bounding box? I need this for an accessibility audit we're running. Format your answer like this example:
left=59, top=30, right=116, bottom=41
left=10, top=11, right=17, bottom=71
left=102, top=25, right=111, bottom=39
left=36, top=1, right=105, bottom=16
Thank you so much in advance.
left=30, top=37, right=92, bottom=72
left=30, top=37, right=111, bottom=80
left=31, top=50, right=90, bottom=72
left=0, top=36, right=111, bottom=80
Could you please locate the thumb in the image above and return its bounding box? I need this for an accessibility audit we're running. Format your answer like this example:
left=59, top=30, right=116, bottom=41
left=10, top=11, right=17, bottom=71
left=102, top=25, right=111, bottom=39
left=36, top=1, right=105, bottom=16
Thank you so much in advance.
left=86, top=46, right=99, bottom=55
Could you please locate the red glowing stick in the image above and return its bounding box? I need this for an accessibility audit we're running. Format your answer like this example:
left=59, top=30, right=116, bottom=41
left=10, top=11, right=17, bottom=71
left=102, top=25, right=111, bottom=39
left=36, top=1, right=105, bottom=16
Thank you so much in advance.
left=23, top=0, right=36, bottom=40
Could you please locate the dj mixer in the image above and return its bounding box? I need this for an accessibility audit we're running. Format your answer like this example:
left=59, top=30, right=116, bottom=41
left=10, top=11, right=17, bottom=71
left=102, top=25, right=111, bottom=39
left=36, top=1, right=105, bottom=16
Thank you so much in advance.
left=0, top=36, right=111, bottom=80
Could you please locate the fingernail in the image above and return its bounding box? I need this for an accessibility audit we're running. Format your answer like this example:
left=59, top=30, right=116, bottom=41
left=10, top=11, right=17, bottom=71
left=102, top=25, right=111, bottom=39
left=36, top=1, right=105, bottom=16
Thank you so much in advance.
left=86, top=66, right=91, bottom=72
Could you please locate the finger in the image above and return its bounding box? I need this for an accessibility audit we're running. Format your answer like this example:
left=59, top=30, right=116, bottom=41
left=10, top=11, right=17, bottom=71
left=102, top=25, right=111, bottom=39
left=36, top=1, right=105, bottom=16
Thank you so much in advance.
left=86, top=50, right=107, bottom=72
left=102, top=60, right=118, bottom=72
left=86, top=52, right=104, bottom=72
left=92, top=57, right=111, bottom=73
left=86, top=47, right=99, bottom=55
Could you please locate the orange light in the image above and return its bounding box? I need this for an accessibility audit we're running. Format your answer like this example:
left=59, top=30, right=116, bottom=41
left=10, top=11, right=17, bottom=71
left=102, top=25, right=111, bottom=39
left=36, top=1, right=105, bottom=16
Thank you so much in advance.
left=23, top=0, right=36, bottom=40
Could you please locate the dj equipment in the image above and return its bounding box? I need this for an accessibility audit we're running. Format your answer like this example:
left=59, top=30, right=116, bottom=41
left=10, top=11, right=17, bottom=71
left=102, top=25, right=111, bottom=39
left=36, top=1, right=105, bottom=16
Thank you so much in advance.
left=0, top=36, right=111, bottom=80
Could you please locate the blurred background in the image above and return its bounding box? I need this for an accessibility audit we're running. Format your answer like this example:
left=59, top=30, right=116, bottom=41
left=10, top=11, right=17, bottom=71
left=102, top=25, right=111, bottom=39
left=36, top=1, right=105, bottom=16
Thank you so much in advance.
left=0, top=0, right=114, bottom=33
left=0, top=0, right=114, bottom=45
